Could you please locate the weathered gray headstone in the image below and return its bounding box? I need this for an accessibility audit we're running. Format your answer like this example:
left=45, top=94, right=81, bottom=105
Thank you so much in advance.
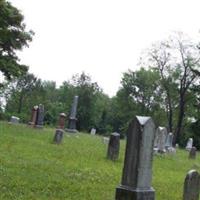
left=186, top=138, right=193, bottom=151
left=156, top=127, right=167, bottom=153
left=35, top=104, right=44, bottom=128
left=102, top=137, right=109, bottom=144
left=115, top=116, right=155, bottom=200
left=165, top=132, right=173, bottom=149
left=107, top=132, right=120, bottom=161
left=90, top=128, right=96, bottom=135
left=66, top=96, right=79, bottom=133
left=10, top=116, right=20, bottom=124
left=53, top=129, right=64, bottom=144
left=183, top=170, right=200, bottom=200
left=189, top=147, right=196, bottom=159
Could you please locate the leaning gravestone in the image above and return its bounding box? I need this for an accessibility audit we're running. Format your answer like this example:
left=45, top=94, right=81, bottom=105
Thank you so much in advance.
left=53, top=129, right=64, bottom=144
left=183, top=170, right=200, bottom=200
left=107, top=132, right=120, bottom=161
left=66, top=96, right=79, bottom=133
left=115, top=116, right=155, bottom=200
left=35, top=104, right=44, bottom=128
left=189, top=147, right=196, bottom=159
left=186, top=138, right=193, bottom=151
left=90, top=128, right=96, bottom=135
left=10, top=116, right=20, bottom=124
left=156, top=127, right=167, bottom=153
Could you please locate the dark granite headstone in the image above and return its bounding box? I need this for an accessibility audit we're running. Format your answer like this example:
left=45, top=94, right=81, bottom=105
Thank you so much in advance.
left=115, top=116, right=155, bottom=200
left=35, top=104, right=44, bottom=128
left=183, top=170, right=200, bottom=200
left=66, top=96, right=78, bottom=133
left=189, top=147, right=196, bottom=159
left=53, top=129, right=64, bottom=144
left=107, top=132, right=120, bottom=161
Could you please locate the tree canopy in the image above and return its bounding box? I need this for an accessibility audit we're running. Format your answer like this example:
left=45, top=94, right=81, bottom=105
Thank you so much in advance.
left=0, top=0, right=34, bottom=85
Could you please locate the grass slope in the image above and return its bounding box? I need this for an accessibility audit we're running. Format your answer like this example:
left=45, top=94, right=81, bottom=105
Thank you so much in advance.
left=0, top=122, right=199, bottom=200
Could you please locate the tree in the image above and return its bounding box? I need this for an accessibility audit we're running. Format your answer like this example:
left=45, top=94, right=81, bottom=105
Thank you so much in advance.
left=145, top=32, right=200, bottom=144
left=0, top=0, right=33, bottom=85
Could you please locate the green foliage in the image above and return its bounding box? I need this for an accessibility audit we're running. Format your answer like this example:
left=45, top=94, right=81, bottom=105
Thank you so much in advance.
left=0, top=122, right=200, bottom=200
left=0, top=0, right=33, bottom=84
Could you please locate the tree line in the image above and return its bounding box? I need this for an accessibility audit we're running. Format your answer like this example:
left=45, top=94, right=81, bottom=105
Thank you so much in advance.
left=1, top=0, right=200, bottom=148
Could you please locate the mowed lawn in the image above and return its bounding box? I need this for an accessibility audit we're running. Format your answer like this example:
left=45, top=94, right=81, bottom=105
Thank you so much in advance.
left=0, top=122, right=200, bottom=200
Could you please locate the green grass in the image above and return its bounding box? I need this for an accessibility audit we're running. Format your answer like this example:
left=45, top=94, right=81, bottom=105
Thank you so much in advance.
left=0, top=121, right=199, bottom=200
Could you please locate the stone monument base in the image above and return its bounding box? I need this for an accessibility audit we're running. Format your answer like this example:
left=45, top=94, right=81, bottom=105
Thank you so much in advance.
left=116, top=185, right=155, bottom=200
left=35, top=125, right=43, bottom=129
left=65, top=128, right=78, bottom=133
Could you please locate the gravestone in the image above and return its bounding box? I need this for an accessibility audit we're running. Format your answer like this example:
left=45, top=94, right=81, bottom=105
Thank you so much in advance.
left=115, top=116, right=155, bottom=200
left=66, top=96, right=79, bottom=133
left=183, top=170, right=200, bottom=200
left=10, top=116, right=20, bottom=124
left=28, top=105, right=38, bottom=126
left=90, top=128, right=96, bottom=135
left=102, top=137, right=109, bottom=144
left=156, top=127, right=167, bottom=153
left=35, top=104, right=44, bottom=128
left=165, top=132, right=173, bottom=149
left=53, top=129, right=64, bottom=144
left=189, top=147, right=196, bottom=159
left=107, top=132, right=120, bottom=161
left=57, top=113, right=66, bottom=129
left=186, top=138, right=193, bottom=151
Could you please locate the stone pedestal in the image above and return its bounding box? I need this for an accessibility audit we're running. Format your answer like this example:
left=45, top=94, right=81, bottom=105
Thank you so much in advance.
left=28, top=106, right=38, bottom=126
left=115, top=116, right=155, bottom=200
left=53, top=129, right=64, bottom=144
left=107, top=132, right=120, bottom=161
left=116, top=186, right=155, bottom=200
left=66, top=117, right=78, bottom=133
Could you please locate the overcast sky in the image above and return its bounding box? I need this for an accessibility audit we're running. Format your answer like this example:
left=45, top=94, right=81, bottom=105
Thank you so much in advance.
left=10, top=0, right=200, bottom=96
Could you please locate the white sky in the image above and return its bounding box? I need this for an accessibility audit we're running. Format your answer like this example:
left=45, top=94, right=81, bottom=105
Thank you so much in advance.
left=9, top=0, right=200, bottom=96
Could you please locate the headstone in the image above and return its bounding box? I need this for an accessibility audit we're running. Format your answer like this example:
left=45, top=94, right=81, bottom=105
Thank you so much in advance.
left=165, top=132, right=173, bottom=149
left=66, top=96, right=79, bottom=133
left=186, top=138, right=193, bottom=151
left=53, top=129, right=64, bottom=144
left=183, top=170, right=200, bottom=200
left=102, top=137, right=109, bottom=144
left=115, top=116, right=155, bottom=200
left=156, top=127, right=167, bottom=153
left=90, top=128, right=96, bottom=135
left=189, top=147, right=196, bottom=159
left=35, top=104, right=44, bottom=128
left=10, top=116, right=20, bottom=124
left=57, top=113, right=66, bottom=129
left=28, top=105, right=38, bottom=126
left=107, top=132, right=120, bottom=161
left=176, top=143, right=179, bottom=148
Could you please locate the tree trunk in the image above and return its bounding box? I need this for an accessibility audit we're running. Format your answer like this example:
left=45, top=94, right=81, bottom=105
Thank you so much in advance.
left=173, top=92, right=185, bottom=145
left=17, top=92, right=24, bottom=114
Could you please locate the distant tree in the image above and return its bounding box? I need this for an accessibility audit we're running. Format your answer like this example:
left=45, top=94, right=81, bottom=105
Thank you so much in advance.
left=145, top=32, right=200, bottom=144
left=0, top=0, right=33, bottom=85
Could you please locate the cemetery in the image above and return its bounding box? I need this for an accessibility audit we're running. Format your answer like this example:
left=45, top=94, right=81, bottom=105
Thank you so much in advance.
left=1, top=0, right=200, bottom=199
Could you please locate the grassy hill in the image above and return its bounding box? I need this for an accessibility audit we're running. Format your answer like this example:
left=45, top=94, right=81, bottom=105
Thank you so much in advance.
left=0, top=121, right=199, bottom=200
